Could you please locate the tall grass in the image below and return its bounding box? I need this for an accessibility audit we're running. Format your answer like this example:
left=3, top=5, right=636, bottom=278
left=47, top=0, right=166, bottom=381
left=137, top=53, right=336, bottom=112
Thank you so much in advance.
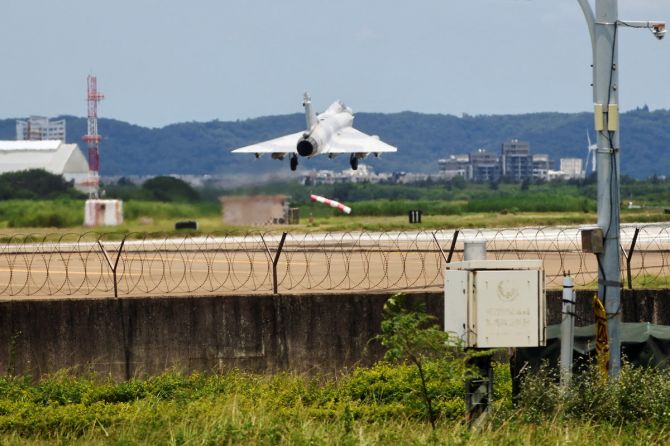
left=351, top=199, right=465, bottom=216
left=0, top=200, right=219, bottom=229
left=123, top=200, right=219, bottom=220
left=0, top=200, right=84, bottom=228
left=515, top=363, right=670, bottom=425
left=324, top=194, right=594, bottom=217
left=1, top=361, right=669, bottom=444
left=465, top=193, right=594, bottom=213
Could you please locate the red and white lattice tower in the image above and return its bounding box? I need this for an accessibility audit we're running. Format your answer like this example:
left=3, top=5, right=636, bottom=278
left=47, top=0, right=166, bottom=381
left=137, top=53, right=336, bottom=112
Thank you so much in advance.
left=82, top=75, right=104, bottom=197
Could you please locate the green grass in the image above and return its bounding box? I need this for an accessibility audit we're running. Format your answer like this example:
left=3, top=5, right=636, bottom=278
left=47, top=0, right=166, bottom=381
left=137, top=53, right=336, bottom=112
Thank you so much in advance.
left=0, top=200, right=84, bottom=228
left=629, top=274, right=670, bottom=289
left=0, top=200, right=221, bottom=235
left=6, top=176, right=670, bottom=233
left=0, top=197, right=669, bottom=237
left=1, top=360, right=670, bottom=444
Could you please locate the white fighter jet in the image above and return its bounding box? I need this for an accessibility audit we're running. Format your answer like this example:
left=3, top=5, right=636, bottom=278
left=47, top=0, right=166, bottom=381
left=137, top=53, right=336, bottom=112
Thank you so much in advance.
left=231, top=93, right=397, bottom=171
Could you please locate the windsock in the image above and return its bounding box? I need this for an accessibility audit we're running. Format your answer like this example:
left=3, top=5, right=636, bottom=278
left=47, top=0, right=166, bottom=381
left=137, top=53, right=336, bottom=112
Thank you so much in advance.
left=309, top=194, right=352, bottom=214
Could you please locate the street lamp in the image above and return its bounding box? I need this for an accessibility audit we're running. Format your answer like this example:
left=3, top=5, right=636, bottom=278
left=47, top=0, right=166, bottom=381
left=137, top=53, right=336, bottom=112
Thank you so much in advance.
left=577, top=0, right=665, bottom=378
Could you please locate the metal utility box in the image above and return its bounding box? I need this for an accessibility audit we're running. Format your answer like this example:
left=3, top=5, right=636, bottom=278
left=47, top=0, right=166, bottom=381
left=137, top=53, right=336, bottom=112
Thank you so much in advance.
left=444, top=260, right=545, bottom=348
left=581, top=225, right=604, bottom=253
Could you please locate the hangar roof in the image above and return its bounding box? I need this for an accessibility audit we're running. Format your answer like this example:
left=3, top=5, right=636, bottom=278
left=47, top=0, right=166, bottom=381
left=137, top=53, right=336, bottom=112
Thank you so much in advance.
left=0, top=140, right=88, bottom=176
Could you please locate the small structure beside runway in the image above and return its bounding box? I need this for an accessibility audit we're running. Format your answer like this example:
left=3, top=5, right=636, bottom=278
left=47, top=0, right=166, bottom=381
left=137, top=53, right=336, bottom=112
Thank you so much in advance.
left=84, top=199, right=124, bottom=226
left=220, top=195, right=290, bottom=225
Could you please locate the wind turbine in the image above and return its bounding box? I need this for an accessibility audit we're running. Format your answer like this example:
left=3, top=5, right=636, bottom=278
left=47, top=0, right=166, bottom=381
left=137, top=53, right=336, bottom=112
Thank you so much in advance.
left=583, top=130, right=597, bottom=177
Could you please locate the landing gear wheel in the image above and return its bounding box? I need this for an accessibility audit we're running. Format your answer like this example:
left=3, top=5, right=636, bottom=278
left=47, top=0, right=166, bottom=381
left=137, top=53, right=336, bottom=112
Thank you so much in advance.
left=350, top=155, right=358, bottom=170
left=290, top=155, right=298, bottom=171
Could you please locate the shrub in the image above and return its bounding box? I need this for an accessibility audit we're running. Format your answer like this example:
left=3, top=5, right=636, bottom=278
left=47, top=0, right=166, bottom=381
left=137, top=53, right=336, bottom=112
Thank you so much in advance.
left=0, top=200, right=83, bottom=228
left=0, top=169, right=84, bottom=200
left=141, top=176, right=200, bottom=202
left=516, top=362, right=670, bottom=425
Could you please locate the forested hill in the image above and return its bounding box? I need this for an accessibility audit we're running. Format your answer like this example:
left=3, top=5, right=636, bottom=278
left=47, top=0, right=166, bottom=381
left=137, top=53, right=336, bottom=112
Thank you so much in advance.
left=0, top=107, right=668, bottom=178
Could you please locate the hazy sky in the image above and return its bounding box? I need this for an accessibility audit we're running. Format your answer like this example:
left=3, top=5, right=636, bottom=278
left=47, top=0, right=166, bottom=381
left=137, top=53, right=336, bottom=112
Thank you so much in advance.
left=0, top=0, right=667, bottom=127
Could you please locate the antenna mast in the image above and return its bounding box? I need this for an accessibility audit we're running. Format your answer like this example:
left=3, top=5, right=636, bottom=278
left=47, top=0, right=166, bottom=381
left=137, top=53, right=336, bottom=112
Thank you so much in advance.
left=82, top=75, right=104, bottom=198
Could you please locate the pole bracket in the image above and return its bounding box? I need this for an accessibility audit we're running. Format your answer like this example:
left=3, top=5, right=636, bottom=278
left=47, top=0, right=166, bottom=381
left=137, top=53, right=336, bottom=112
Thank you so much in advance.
left=598, top=279, right=622, bottom=288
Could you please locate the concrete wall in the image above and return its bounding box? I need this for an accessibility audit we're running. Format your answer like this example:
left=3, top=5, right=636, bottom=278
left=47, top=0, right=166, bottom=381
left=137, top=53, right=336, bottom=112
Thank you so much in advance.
left=1, top=290, right=668, bottom=379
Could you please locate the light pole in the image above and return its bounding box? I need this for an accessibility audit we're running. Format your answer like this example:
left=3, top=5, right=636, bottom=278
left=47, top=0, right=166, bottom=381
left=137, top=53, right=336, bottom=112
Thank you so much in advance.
left=577, top=0, right=665, bottom=378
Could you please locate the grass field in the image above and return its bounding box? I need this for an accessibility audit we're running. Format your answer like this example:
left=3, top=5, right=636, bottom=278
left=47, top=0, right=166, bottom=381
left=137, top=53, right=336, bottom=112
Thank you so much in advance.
left=0, top=199, right=667, bottom=237
left=1, top=360, right=669, bottom=445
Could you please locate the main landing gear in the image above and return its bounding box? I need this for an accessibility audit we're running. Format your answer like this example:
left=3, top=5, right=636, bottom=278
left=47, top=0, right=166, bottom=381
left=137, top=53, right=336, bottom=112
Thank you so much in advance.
left=290, top=154, right=299, bottom=171
left=349, top=154, right=358, bottom=170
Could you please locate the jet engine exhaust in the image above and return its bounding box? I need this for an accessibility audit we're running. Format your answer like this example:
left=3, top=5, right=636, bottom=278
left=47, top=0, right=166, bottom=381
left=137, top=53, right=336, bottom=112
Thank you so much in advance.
left=297, top=138, right=315, bottom=157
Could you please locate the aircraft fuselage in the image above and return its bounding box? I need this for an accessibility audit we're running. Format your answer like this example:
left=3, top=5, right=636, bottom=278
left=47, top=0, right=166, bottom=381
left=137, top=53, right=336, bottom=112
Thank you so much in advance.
left=296, top=102, right=353, bottom=158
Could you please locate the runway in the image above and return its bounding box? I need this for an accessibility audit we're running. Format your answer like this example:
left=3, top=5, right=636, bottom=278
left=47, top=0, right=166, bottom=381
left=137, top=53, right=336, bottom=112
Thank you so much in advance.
left=0, top=223, right=668, bottom=298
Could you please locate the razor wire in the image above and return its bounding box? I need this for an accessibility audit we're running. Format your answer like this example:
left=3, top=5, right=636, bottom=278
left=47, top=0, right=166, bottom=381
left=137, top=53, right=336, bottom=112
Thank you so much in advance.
left=0, top=224, right=669, bottom=297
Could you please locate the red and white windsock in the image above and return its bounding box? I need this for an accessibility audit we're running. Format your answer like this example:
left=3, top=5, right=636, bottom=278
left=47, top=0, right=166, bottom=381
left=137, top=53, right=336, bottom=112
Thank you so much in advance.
left=310, top=194, right=352, bottom=214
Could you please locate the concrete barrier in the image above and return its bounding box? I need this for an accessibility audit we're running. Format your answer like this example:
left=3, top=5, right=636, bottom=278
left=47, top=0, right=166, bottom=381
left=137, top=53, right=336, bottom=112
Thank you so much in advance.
left=1, top=290, right=669, bottom=379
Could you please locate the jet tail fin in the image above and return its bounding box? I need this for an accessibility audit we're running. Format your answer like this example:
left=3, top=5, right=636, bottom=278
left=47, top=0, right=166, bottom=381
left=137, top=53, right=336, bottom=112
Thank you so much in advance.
left=303, top=93, right=317, bottom=131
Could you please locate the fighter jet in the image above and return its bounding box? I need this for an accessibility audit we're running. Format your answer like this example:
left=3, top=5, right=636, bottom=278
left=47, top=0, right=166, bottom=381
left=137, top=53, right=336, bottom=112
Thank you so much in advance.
left=231, top=93, right=397, bottom=171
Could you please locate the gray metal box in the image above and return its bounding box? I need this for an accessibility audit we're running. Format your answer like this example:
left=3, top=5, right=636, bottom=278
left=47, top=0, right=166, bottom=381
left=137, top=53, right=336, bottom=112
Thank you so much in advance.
left=581, top=226, right=604, bottom=253
left=444, top=260, right=546, bottom=348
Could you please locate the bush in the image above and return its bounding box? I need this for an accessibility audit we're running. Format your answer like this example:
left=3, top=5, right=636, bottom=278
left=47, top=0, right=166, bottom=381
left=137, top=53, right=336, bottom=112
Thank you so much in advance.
left=0, top=200, right=84, bottom=228
left=517, top=362, right=670, bottom=425
left=0, top=169, right=84, bottom=200
left=344, top=361, right=465, bottom=421
left=141, top=176, right=200, bottom=202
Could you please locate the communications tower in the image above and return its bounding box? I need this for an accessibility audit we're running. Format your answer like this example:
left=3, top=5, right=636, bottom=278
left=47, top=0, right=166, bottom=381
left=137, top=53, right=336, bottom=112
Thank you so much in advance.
left=82, top=75, right=104, bottom=198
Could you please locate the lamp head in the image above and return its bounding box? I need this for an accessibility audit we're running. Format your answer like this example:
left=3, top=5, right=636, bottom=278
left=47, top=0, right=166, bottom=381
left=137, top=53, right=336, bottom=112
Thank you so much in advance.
left=652, top=23, right=666, bottom=40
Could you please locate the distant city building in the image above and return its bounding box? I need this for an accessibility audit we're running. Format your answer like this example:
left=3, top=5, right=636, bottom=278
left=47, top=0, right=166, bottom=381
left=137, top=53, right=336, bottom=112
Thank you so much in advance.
left=469, top=148, right=501, bottom=182
left=16, top=116, right=66, bottom=142
left=438, top=155, right=469, bottom=179
left=301, top=164, right=392, bottom=185
left=532, top=154, right=551, bottom=180
left=437, top=140, right=553, bottom=183
left=0, top=140, right=89, bottom=191
left=395, top=172, right=431, bottom=184
left=546, top=170, right=568, bottom=181
left=560, top=158, right=584, bottom=179
left=501, top=139, right=532, bottom=181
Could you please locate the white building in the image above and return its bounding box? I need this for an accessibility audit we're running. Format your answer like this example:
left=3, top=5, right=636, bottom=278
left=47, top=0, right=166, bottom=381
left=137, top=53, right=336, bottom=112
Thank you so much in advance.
left=0, top=140, right=90, bottom=191
left=560, top=158, right=584, bottom=179
left=16, top=116, right=66, bottom=142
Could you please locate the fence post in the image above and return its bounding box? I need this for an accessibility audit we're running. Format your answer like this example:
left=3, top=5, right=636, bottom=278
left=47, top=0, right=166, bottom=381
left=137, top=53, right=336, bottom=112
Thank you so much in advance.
left=260, top=232, right=287, bottom=294
left=432, top=230, right=459, bottom=265
left=620, top=227, right=640, bottom=290
left=273, top=233, right=288, bottom=294
left=447, top=230, right=460, bottom=264
left=432, top=232, right=448, bottom=263
left=98, top=236, right=126, bottom=298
